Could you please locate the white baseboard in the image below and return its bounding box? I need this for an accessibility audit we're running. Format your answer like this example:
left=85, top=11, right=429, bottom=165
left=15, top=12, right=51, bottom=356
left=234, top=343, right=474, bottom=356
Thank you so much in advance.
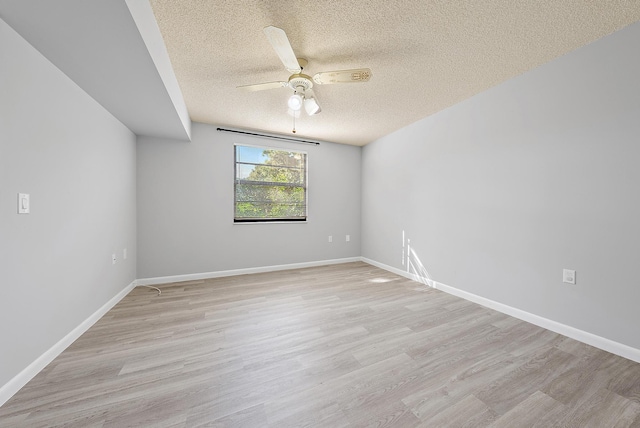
left=136, top=257, right=363, bottom=286
left=0, top=280, right=137, bottom=408
left=361, top=257, right=640, bottom=364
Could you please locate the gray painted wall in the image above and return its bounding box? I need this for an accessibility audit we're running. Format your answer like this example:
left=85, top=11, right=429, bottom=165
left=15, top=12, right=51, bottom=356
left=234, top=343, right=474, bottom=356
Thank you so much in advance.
left=361, top=22, right=640, bottom=349
left=137, top=123, right=361, bottom=279
left=0, top=18, right=137, bottom=387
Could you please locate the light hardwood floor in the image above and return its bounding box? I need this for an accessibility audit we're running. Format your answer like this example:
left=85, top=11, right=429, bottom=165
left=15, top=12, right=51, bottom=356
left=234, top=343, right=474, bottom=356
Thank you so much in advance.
left=1, top=262, right=639, bottom=427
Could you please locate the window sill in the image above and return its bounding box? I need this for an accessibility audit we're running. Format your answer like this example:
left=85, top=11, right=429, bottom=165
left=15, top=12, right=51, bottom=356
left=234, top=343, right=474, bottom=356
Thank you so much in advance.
left=234, top=219, right=308, bottom=225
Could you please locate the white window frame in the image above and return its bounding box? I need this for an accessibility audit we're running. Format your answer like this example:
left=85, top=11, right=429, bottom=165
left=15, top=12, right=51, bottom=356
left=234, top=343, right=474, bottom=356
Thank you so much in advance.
left=233, top=143, right=308, bottom=223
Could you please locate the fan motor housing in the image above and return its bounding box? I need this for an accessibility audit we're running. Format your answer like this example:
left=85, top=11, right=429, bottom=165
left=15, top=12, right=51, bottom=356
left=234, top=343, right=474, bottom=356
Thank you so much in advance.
left=288, top=74, right=313, bottom=91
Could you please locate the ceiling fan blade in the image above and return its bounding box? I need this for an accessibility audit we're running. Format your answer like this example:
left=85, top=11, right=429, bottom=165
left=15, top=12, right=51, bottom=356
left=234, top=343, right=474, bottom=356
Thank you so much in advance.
left=304, top=88, right=322, bottom=115
left=263, top=26, right=302, bottom=74
left=237, top=81, right=287, bottom=92
left=313, top=68, right=372, bottom=85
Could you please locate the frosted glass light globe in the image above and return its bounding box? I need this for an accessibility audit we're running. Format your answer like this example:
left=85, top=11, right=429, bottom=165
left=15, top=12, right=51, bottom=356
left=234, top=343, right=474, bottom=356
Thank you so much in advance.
left=288, top=93, right=303, bottom=111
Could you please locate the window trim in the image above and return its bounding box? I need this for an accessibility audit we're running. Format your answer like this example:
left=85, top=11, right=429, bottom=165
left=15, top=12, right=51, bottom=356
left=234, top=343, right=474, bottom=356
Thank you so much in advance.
left=233, top=143, right=308, bottom=224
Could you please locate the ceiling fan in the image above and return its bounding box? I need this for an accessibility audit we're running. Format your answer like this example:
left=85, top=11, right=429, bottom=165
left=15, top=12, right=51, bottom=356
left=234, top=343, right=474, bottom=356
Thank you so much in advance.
left=238, top=26, right=372, bottom=117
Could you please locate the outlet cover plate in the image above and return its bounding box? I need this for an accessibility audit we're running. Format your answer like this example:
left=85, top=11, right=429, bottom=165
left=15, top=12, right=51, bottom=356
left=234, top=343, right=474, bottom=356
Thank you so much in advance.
left=563, top=269, right=576, bottom=284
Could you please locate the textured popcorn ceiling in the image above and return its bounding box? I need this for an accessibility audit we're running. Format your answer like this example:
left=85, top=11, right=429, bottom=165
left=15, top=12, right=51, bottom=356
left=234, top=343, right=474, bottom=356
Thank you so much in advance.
left=149, top=0, right=640, bottom=146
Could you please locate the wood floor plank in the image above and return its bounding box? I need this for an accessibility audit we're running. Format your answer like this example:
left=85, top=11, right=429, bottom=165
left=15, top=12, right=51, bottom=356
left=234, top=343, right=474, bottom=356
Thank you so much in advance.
left=475, top=347, right=577, bottom=414
left=346, top=400, right=422, bottom=428
left=541, top=348, right=610, bottom=405
left=1, top=262, right=639, bottom=427
left=422, top=393, right=498, bottom=427
left=188, top=403, right=266, bottom=428
left=553, top=387, right=640, bottom=427
left=489, top=390, right=566, bottom=427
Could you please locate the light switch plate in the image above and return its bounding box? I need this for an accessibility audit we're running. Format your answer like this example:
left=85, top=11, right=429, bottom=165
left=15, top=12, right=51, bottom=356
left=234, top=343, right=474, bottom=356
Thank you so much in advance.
left=18, top=193, right=30, bottom=214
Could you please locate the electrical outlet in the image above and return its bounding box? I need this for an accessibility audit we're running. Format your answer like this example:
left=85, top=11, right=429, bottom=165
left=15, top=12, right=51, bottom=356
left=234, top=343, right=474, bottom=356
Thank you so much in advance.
left=328, top=235, right=333, bottom=243
left=346, top=235, right=350, bottom=242
left=563, top=269, right=576, bottom=284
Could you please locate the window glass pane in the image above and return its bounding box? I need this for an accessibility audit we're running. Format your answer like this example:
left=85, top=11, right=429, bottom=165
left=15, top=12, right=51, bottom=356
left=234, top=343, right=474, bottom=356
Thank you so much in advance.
left=234, top=145, right=307, bottom=222
left=236, top=184, right=306, bottom=204
left=236, top=163, right=256, bottom=180
left=236, top=145, right=267, bottom=164
left=238, top=164, right=304, bottom=184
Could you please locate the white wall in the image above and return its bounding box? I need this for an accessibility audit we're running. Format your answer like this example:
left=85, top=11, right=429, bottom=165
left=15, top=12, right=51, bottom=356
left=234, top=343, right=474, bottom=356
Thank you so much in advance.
left=0, top=17, right=137, bottom=389
left=137, top=123, right=361, bottom=279
left=362, top=22, right=640, bottom=350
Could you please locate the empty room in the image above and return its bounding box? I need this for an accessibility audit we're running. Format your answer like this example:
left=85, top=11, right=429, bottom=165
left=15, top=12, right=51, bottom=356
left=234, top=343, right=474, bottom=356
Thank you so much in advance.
left=1, top=1, right=640, bottom=426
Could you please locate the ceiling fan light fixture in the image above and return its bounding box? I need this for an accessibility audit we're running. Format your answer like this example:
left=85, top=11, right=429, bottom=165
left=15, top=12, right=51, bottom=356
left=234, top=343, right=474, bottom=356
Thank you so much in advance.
left=288, top=93, right=303, bottom=111
left=304, top=96, right=321, bottom=115
left=238, top=26, right=372, bottom=119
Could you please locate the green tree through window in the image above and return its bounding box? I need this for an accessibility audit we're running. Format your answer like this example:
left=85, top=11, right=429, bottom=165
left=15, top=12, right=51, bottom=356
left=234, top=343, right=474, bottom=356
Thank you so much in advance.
left=234, top=145, right=307, bottom=222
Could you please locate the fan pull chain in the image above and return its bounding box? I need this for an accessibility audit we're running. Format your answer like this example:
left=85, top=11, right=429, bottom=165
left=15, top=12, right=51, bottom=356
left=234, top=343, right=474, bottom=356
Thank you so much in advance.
left=292, top=110, right=296, bottom=133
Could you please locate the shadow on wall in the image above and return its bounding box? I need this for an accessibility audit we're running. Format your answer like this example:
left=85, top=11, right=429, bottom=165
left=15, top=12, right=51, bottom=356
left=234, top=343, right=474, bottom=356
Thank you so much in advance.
left=403, top=230, right=435, bottom=288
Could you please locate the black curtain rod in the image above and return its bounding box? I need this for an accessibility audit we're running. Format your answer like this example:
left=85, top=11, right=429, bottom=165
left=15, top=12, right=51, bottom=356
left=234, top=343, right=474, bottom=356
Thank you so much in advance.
left=216, top=128, right=320, bottom=145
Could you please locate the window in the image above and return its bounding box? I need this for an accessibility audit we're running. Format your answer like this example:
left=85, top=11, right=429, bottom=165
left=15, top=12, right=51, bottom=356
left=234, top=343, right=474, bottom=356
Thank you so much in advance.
left=234, top=145, right=307, bottom=222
